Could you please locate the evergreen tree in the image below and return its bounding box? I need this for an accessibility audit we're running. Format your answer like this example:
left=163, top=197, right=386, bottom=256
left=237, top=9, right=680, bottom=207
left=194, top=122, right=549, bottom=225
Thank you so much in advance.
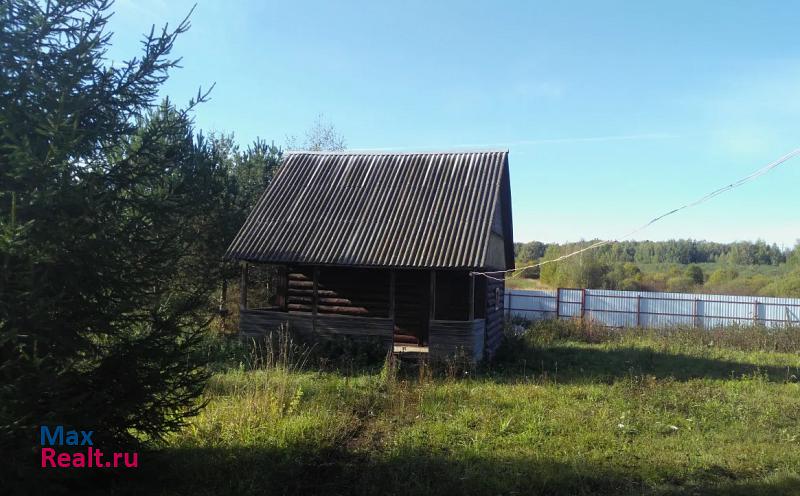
left=0, top=0, right=220, bottom=479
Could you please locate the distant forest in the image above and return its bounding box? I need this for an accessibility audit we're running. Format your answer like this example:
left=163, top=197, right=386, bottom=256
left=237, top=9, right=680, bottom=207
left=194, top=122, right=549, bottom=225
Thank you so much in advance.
left=513, top=240, right=800, bottom=297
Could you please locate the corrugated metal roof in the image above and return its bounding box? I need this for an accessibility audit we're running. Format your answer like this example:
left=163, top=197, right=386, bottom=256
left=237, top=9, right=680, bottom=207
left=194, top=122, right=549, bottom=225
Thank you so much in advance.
left=225, top=150, right=514, bottom=269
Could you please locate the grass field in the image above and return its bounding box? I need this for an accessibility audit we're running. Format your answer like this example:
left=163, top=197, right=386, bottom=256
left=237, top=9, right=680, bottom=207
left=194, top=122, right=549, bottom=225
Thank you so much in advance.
left=129, top=322, right=800, bottom=496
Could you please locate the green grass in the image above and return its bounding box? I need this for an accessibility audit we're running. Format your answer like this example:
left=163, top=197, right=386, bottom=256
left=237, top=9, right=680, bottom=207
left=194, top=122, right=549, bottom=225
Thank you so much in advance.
left=134, top=323, right=800, bottom=496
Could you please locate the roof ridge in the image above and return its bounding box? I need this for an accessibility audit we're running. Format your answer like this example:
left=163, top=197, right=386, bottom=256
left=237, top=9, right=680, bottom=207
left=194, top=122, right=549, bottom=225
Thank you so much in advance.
left=285, top=148, right=508, bottom=156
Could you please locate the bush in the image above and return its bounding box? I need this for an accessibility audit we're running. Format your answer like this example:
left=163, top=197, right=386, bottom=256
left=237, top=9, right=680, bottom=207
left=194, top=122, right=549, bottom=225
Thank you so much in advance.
left=707, top=267, right=740, bottom=286
left=540, top=246, right=610, bottom=289
left=605, top=262, right=643, bottom=290
left=666, top=276, right=695, bottom=293
left=760, top=271, right=800, bottom=298
left=685, top=265, right=705, bottom=285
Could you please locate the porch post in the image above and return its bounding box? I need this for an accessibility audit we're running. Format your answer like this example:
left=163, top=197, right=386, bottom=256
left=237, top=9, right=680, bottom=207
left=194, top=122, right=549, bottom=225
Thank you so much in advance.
left=468, top=273, right=475, bottom=320
left=389, top=270, right=396, bottom=319
left=278, top=266, right=287, bottom=311
left=239, top=262, right=248, bottom=310
left=312, top=266, right=319, bottom=317
left=312, top=266, right=319, bottom=333
left=429, top=270, right=436, bottom=320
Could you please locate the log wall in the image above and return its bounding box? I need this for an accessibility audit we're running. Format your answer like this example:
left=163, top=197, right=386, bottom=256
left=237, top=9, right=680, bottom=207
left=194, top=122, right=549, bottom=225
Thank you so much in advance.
left=287, top=266, right=390, bottom=317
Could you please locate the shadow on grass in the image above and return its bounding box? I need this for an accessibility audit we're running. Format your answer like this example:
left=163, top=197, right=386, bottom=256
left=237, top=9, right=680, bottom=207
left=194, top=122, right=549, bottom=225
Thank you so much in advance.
left=29, top=445, right=798, bottom=496
left=489, top=344, right=798, bottom=383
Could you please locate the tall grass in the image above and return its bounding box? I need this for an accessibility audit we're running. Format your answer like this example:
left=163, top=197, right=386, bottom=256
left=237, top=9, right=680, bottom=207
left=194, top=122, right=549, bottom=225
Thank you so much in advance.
left=140, top=322, right=800, bottom=496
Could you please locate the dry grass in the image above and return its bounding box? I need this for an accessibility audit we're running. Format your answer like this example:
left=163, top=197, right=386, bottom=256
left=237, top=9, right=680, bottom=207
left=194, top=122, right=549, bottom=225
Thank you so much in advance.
left=126, top=322, right=800, bottom=496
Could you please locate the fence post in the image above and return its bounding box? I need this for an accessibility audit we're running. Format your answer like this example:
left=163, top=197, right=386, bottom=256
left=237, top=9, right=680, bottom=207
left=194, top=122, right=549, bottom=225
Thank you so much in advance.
left=555, top=288, right=561, bottom=320
left=693, top=299, right=699, bottom=328
left=753, top=300, right=759, bottom=325
left=636, top=295, right=641, bottom=328
left=580, top=289, right=586, bottom=319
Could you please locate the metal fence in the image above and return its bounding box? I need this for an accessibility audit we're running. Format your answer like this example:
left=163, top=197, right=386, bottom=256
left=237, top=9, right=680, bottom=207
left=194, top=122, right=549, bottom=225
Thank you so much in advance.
left=505, top=288, right=800, bottom=328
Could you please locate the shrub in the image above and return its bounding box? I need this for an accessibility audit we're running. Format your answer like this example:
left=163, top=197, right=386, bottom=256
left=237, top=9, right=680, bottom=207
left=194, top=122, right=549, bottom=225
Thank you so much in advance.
left=685, top=265, right=705, bottom=285
left=707, top=267, right=740, bottom=286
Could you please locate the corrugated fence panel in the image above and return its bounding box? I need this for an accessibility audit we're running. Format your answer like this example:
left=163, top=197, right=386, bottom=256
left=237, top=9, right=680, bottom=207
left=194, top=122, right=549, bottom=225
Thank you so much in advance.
left=504, top=289, right=556, bottom=321
left=558, top=289, right=583, bottom=319
left=505, top=288, right=800, bottom=329
left=584, top=290, right=638, bottom=328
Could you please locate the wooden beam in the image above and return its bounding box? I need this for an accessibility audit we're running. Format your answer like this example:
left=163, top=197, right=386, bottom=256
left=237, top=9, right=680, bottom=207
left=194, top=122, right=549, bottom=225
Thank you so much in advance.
left=429, top=270, right=436, bottom=320
left=312, top=266, right=319, bottom=317
left=274, top=265, right=286, bottom=311
left=312, top=266, right=319, bottom=333
left=389, top=270, right=396, bottom=320
left=468, top=273, right=475, bottom=320
left=240, top=262, right=248, bottom=310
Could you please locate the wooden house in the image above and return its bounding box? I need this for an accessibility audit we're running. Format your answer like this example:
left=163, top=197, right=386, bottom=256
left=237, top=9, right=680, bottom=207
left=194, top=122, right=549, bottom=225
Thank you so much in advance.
left=225, top=150, right=514, bottom=361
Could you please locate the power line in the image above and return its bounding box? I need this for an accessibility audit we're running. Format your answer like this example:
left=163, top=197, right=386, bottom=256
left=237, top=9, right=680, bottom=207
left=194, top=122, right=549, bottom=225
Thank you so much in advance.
left=471, top=147, right=800, bottom=281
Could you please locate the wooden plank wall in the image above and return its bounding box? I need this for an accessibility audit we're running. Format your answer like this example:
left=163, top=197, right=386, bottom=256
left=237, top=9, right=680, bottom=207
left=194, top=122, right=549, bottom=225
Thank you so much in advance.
left=240, top=309, right=391, bottom=346
left=315, top=314, right=393, bottom=345
left=484, top=276, right=505, bottom=357
left=429, top=319, right=485, bottom=362
left=240, top=309, right=289, bottom=338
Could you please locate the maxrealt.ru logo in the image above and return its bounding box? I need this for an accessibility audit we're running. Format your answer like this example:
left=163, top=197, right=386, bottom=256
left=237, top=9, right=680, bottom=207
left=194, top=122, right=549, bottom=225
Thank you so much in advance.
left=40, top=426, right=138, bottom=468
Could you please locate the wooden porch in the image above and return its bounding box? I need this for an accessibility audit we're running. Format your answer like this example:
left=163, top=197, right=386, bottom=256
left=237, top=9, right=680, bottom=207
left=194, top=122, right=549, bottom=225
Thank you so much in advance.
left=237, top=262, right=500, bottom=362
left=239, top=308, right=487, bottom=362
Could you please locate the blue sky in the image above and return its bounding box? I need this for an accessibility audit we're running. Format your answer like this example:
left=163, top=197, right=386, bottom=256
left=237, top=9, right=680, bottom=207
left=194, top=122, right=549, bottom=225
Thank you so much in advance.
left=109, top=1, right=800, bottom=246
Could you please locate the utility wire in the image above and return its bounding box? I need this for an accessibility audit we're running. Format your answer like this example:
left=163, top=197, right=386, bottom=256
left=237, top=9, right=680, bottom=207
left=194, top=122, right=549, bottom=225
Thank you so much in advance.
left=471, top=147, right=800, bottom=281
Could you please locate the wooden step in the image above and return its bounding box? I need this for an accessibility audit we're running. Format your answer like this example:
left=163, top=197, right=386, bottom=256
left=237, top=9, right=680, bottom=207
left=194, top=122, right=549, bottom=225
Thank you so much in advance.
left=393, top=333, right=419, bottom=345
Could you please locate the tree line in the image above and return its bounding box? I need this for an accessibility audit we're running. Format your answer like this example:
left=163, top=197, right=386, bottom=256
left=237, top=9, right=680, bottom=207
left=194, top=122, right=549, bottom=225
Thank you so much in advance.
left=514, top=240, right=800, bottom=297
left=516, top=239, right=789, bottom=268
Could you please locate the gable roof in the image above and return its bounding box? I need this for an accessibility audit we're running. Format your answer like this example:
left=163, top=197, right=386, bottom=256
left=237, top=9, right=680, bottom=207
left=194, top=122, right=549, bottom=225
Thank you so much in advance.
left=225, top=150, right=514, bottom=270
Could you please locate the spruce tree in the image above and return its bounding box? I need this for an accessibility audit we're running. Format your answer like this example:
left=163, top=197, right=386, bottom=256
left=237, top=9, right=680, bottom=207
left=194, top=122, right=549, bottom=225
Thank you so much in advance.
left=0, top=0, right=218, bottom=477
